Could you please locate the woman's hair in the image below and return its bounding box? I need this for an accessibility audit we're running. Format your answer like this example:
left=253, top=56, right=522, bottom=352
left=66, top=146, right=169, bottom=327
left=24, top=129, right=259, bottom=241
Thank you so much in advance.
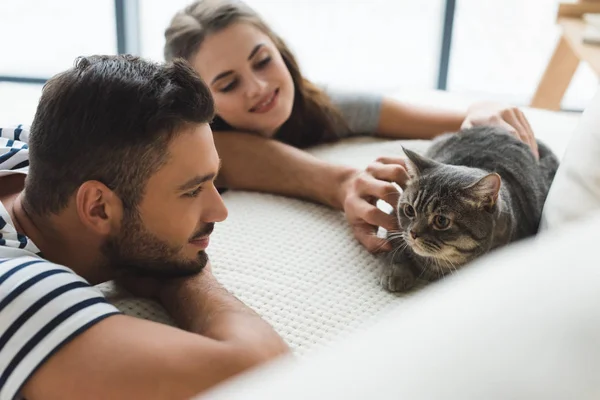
left=164, top=0, right=347, bottom=148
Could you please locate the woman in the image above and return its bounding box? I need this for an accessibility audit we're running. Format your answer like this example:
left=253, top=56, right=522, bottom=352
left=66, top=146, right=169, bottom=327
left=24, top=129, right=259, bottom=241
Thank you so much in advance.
left=164, top=0, right=538, bottom=253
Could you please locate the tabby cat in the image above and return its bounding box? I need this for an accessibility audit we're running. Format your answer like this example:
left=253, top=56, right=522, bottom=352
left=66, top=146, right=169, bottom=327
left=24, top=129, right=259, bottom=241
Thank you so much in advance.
left=381, top=126, right=559, bottom=292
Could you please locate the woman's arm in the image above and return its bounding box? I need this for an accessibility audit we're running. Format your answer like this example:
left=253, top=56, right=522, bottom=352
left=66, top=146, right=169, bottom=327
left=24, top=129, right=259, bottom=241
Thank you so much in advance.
left=324, top=89, right=536, bottom=156
left=213, top=131, right=356, bottom=210
left=325, top=89, right=464, bottom=140
left=375, top=98, right=464, bottom=140
left=213, top=131, right=402, bottom=252
left=375, top=97, right=538, bottom=157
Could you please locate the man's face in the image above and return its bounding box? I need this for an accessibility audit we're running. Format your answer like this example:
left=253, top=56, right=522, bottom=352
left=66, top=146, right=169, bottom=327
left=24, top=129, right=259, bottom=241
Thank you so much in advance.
left=102, top=123, right=228, bottom=278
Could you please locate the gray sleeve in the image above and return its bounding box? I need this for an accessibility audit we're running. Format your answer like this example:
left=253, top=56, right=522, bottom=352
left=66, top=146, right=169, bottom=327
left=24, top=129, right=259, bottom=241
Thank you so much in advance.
left=325, top=88, right=383, bottom=138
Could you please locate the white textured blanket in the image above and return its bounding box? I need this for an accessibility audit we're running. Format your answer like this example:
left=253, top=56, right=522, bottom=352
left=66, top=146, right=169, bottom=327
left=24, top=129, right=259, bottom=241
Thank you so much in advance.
left=97, top=92, right=581, bottom=355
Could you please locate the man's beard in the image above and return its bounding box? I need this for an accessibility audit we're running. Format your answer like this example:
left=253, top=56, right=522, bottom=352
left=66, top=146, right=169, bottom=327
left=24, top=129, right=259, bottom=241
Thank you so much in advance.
left=101, top=209, right=212, bottom=279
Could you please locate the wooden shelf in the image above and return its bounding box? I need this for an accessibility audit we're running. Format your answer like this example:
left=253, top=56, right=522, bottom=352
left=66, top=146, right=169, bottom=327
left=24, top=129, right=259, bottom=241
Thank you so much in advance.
left=560, top=17, right=600, bottom=76
left=530, top=2, right=600, bottom=110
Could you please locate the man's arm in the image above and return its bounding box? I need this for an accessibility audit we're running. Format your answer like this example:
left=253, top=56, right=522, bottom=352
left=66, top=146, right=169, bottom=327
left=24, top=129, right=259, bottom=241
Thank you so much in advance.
left=22, top=270, right=289, bottom=400
left=157, top=268, right=289, bottom=362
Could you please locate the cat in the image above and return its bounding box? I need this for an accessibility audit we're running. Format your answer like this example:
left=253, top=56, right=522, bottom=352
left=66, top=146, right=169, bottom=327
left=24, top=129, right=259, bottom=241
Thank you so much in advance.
left=380, top=125, right=559, bottom=292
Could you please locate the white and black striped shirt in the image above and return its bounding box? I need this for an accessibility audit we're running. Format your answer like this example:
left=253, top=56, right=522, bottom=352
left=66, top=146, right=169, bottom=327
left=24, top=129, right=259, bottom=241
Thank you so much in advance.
left=0, top=125, right=121, bottom=400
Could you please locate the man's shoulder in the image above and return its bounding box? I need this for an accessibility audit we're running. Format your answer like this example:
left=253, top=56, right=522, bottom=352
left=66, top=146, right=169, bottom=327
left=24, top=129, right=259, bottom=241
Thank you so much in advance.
left=0, top=255, right=75, bottom=282
left=0, top=256, right=121, bottom=400
left=0, top=255, right=103, bottom=302
left=0, top=123, right=30, bottom=175
left=0, top=124, right=29, bottom=145
left=0, top=256, right=104, bottom=312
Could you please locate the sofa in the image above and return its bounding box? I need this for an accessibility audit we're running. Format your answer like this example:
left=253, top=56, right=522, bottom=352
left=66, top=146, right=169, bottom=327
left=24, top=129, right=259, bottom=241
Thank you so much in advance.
left=98, top=88, right=596, bottom=398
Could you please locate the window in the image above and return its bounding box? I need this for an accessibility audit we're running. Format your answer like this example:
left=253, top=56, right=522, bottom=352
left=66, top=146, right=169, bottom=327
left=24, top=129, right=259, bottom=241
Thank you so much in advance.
left=0, top=0, right=117, bottom=125
left=0, top=83, right=43, bottom=125
left=447, top=0, right=597, bottom=109
left=1, top=0, right=597, bottom=124
left=0, top=0, right=117, bottom=78
left=139, top=0, right=445, bottom=92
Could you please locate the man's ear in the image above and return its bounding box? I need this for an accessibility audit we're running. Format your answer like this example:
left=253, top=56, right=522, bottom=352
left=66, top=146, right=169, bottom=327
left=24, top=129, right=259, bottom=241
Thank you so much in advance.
left=75, top=181, right=123, bottom=235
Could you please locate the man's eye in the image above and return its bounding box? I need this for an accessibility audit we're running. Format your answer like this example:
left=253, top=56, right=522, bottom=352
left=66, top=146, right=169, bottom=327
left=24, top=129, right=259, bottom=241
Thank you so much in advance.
left=185, top=187, right=202, bottom=198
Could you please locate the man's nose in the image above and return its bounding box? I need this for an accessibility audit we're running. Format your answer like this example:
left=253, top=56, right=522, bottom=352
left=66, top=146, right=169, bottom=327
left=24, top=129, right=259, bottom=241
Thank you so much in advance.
left=204, top=185, right=228, bottom=223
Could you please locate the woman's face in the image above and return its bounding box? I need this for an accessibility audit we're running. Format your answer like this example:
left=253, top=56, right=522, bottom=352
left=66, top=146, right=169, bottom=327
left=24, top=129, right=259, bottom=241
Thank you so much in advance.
left=191, top=22, right=295, bottom=137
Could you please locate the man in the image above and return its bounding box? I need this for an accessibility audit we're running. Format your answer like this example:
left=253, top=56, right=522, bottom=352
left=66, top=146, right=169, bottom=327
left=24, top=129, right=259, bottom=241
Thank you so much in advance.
left=0, top=55, right=289, bottom=400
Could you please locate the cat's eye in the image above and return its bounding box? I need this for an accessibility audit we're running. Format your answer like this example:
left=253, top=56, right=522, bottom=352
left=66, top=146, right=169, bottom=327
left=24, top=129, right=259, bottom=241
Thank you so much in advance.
left=403, top=204, right=415, bottom=218
left=433, top=215, right=451, bottom=230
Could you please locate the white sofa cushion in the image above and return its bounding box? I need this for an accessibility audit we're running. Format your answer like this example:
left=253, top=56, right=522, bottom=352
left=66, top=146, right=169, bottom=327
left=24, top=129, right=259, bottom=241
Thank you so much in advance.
left=197, top=210, right=600, bottom=400
left=542, top=86, right=600, bottom=229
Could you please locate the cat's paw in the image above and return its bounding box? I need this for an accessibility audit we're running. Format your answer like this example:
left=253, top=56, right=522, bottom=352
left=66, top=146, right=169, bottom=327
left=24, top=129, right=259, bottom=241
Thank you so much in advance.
left=380, top=266, right=416, bottom=293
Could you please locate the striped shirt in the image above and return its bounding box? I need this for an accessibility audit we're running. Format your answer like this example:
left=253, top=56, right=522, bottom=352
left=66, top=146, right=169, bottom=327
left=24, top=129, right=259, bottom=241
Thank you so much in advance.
left=0, top=125, right=121, bottom=400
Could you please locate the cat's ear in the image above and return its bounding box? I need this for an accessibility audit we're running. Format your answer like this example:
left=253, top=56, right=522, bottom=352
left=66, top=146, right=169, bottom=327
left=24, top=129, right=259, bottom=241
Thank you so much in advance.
left=402, top=147, right=438, bottom=177
left=465, top=173, right=501, bottom=210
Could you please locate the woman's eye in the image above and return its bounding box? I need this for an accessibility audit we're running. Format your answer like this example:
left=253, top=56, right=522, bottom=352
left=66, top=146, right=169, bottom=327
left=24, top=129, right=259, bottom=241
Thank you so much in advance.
left=220, top=80, right=238, bottom=93
left=433, top=215, right=451, bottom=230
left=254, top=57, right=271, bottom=69
left=403, top=204, right=415, bottom=218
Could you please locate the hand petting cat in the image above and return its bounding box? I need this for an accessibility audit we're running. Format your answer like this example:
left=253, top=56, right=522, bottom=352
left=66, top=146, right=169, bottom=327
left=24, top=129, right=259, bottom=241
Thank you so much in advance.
left=342, top=157, right=409, bottom=253
left=461, top=102, right=539, bottom=159
left=343, top=102, right=539, bottom=254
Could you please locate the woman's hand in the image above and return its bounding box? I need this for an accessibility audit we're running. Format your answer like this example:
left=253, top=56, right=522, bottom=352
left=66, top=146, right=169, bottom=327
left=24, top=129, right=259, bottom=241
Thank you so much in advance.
left=341, top=157, right=409, bottom=253
left=461, top=102, right=539, bottom=159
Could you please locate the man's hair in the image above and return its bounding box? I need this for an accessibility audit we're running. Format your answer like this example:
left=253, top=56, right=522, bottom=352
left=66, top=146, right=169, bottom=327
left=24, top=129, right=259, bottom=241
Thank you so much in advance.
left=25, top=54, right=215, bottom=215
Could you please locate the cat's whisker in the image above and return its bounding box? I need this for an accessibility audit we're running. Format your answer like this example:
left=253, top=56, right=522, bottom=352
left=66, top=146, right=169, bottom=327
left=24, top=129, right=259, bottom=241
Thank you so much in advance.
left=366, top=230, right=390, bottom=240
left=374, top=239, right=395, bottom=254
left=439, top=253, right=458, bottom=276
left=386, top=232, right=404, bottom=239
left=386, top=229, right=404, bottom=236
left=389, top=249, right=401, bottom=267
left=416, top=264, right=428, bottom=281
left=450, top=261, right=459, bottom=275
left=360, top=230, right=398, bottom=254
left=437, top=258, right=447, bottom=275
left=380, top=190, right=402, bottom=198
left=382, top=231, right=410, bottom=259
left=387, top=238, right=405, bottom=246
left=373, top=242, right=389, bottom=254
left=390, top=240, right=409, bottom=263
left=435, top=257, right=444, bottom=272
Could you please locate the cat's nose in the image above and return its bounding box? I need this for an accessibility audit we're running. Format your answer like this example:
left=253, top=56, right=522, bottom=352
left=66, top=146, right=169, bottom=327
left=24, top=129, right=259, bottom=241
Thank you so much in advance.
left=410, top=230, right=418, bottom=239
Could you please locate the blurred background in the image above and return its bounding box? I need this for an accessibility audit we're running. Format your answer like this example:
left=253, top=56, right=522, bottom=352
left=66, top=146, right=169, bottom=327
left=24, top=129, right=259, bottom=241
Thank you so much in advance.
left=0, top=0, right=597, bottom=124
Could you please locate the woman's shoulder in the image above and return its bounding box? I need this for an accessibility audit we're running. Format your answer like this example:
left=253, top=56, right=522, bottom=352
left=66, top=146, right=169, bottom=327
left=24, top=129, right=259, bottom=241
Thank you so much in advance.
left=319, top=84, right=383, bottom=136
